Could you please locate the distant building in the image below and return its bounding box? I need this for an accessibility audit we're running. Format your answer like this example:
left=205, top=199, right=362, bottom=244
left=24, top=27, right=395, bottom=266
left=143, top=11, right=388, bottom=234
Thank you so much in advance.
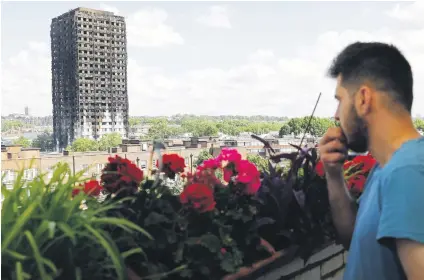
left=51, top=7, right=128, bottom=151
left=24, top=106, right=29, bottom=116
left=1, top=141, right=248, bottom=189
left=129, top=124, right=151, bottom=138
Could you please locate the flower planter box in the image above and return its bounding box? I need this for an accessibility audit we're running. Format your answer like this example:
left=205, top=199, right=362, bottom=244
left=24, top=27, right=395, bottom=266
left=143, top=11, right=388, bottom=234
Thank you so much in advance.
left=224, top=243, right=346, bottom=280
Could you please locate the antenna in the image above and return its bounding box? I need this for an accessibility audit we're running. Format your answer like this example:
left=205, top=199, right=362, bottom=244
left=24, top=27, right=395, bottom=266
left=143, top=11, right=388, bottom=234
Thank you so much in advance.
left=299, top=92, right=322, bottom=148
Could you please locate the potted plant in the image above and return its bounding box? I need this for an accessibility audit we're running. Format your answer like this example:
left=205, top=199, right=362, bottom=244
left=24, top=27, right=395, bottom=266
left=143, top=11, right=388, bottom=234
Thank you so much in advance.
left=1, top=162, right=151, bottom=280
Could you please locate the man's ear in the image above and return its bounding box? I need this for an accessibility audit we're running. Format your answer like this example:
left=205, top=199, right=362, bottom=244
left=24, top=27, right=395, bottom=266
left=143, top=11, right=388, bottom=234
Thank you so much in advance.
left=355, top=86, right=373, bottom=117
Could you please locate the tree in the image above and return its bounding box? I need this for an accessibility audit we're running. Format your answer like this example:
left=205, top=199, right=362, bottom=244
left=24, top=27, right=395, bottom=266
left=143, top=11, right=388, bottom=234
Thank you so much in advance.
left=129, top=117, right=141, bottom=126
left=32, top=132, right=55, bottom=152
left=414, top=119, right=424, bottom=131
left=285, top=118, right=304, bottom=136
left=181, top=119, right=219, bottom=137
left=2, top=120, right=25, bottom=132
left=280, top=117, right=334, bottom=137
left=98, top=133, right=122, bottom=151
left=279, top=124, right=292, bottom=137
left=247, top=154, right=269, bottom=172
left=308, top=117, right=334, bottom=137
left=70, top=138, right=98, bottom=152
left=13, top=136, right=31, bottom=148
left=146, top=119, right=172, bottom=140
left=196, top=149, right=213, bottom=166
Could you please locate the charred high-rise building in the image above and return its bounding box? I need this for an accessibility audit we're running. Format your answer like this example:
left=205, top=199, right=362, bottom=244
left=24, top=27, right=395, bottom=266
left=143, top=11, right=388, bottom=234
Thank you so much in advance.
left=51, top=8, right=128, bottom=150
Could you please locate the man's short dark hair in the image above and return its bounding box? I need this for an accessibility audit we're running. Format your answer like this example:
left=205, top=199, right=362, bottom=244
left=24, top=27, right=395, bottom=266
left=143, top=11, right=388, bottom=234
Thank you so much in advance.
left=328, top=42, right=414, bottom=112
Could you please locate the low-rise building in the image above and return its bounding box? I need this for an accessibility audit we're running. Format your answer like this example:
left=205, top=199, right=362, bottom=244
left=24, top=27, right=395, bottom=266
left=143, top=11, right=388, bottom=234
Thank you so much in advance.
left=1, top=135, right=315, bottom=189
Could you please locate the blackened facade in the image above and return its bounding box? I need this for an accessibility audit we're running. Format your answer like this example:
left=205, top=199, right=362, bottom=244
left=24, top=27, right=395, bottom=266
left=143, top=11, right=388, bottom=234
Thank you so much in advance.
left=51, top=7, right=128, bottom=150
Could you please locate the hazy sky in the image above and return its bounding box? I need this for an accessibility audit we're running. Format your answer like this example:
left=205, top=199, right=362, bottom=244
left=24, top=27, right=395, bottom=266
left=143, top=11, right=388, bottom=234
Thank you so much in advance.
left=1, top=1, right=423, bottom=117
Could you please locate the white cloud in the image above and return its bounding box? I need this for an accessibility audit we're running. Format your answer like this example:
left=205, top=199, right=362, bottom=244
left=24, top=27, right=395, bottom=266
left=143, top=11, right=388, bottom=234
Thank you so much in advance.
left=2, top=4, right=424, bottom=118
left=99, top=4, right=120, bottom=15
left=385, top=1, right=424, bottom=24
left=28, top=41, right=49, bottom=53
left=126, top=8, right=184, bottom=47
left=249, top=49, right=275, bottom=62
left=2, top=42, right=52, bottom=116
left=126, top=26, right=424, bottom=117
left=197, top=5, right=231, bottom=29
left=97, top=5, right=183, bottom=48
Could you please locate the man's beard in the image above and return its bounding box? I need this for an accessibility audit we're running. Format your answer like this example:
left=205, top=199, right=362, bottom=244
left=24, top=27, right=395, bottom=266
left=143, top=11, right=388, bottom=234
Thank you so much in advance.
left=345, top=107, right=369, bottom=153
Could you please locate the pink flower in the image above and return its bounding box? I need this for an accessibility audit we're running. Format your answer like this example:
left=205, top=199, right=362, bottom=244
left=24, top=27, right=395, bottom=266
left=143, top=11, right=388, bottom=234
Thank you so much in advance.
left=235, top=160, right=261, bottom=194
left=223, top=168, right=233, bottom=182
left=217, top=148, right=242, bottom=164
left=202, top=158, right=220, bottom=170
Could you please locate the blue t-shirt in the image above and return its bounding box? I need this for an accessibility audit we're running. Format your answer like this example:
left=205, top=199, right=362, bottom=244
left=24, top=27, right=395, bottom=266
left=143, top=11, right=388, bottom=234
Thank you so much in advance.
left=344, top=136, right=424, bottom=280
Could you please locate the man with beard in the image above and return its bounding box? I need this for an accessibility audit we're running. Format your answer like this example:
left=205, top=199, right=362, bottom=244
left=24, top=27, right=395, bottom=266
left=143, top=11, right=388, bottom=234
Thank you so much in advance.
left=319, top=42, right=424, bottom=280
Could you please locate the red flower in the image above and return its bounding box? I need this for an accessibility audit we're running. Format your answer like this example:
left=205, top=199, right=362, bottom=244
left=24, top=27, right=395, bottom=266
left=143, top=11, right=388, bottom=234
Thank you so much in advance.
left=84, top=180, right=103, bottom=196
left=180, top=183, right=216, bottom=213
left=72, top=188, right=81, bottom=197
left=352, top=154, right=376, bottom=173
left=343, top=160, right=354, bottom=171
left=347, top=175, right=367, bottom=192
left=315, top=161, right=325, bottom=177
left=217, top=148, right=242, bottom=164
left=72, top=180, right=103, bottom=197
left=223, top=168, right=233, bottom=182
left=202, top=158, right=220, bottom=170
left=235, top=160, right=261, bottom=194
left=101, top=155, right=143, bottom=194
left=158, top=153, right=186, bottom=179
left=191, top=158, right=222, bottom=187
left=163, top=154, right=186, bottom=172
left=220, top=248, right=227, bottom=254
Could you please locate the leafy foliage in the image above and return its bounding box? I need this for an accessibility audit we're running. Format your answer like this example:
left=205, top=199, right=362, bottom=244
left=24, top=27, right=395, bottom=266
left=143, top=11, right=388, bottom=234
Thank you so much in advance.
left=1, top=163, right=150, bottom=280
left=32, top=132, right=55, bottom=152
left=413, top=118, right=424, bottom=131
left=12, top=136, right=31, bottom=148
left=66, top=133, right=123, bottom=152
left=5, top=133, right=375, bottom=280
left=246, top=154, right=269, bottom=172
left=2, top=120, right=27, bottom=132
left=279, top=117, right=334, bottom=137
left=103, top=151, right=272, bottom=279
left=195, top=149, right=213, bottom=166
left=98, top=133, right=123, bottom=151
left=68, top=138, right=99, bottom=152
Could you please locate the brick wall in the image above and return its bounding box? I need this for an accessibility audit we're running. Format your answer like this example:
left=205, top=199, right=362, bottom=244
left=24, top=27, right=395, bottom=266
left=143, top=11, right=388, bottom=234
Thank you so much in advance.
left=257, top=244, right=347, bottom=280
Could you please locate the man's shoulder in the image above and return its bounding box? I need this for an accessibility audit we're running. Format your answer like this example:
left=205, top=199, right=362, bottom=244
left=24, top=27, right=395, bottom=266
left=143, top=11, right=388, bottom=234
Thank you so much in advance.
left=384, top=137, right=424, bottom=172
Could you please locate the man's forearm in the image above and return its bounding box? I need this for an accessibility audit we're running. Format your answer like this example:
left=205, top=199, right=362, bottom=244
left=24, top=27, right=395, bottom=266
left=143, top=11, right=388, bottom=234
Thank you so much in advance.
left=327, top=173, right=358, bottom=250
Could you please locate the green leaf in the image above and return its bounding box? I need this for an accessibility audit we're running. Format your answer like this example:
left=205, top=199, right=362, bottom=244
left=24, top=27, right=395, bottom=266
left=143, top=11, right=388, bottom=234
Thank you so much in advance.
left=166, top=229, right=177, bottom=244
left=42, top=257, right=58, bottom=275
left=91, top=217, right=153, bottom=240
left=220, top=258, right=236, bottom=273
left=34, top=220, right=50, bottom=240
left=122, top=247, right=146, bottom=259
left=179, top=268, right=193, bottom=278
left=144, top=212, right=171, bottom=226
left=47, top=221, right=56, bottom=239
left=90, top=197, right=135, bottom=216
left=24, top=231, right=50, bottom=280
left=83, top=225, right=126, bottom=280
left=75, top=267, right=82, bottom=280
left=57, top=222, right=77, bottom=245
left=175, top=242, right=184, bottom=263
left=199, top=266, right=210, bottom=275
left=2, top=201, right=38, bottom=251
left=186, top=233, right=221, bottom=253
left=5, top=249, right=30, bottom=261
left=15, top=262, right=31, bottom=280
